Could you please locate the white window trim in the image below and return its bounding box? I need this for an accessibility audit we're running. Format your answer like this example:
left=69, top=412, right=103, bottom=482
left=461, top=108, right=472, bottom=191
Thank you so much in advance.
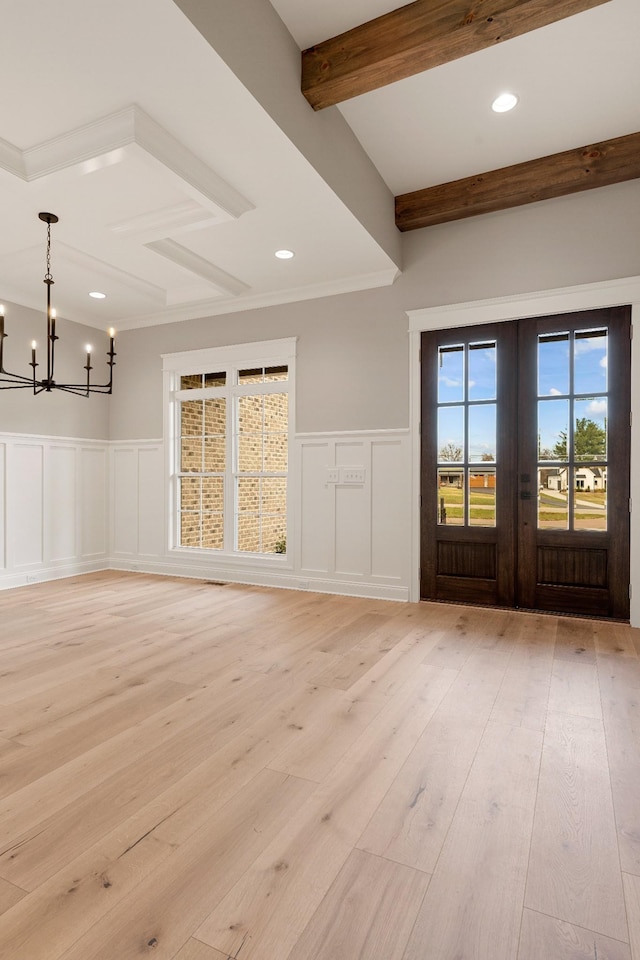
left=163, top=338, right=296, bottom=565
left=406, top=275, right=640, bottom=611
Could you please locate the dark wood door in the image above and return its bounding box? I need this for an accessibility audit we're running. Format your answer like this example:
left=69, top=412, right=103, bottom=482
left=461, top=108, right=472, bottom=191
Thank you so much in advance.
left=420, top=307, right=631, bottom=619
left=420, top=321, right=518, bottom=607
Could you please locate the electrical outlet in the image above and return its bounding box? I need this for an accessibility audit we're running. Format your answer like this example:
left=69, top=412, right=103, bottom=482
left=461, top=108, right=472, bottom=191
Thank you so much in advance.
left=26, top=575, right=37, bottom=584
left=342, top=467, right=365, bottom=484
left=326, top=468, right=339, bottom=483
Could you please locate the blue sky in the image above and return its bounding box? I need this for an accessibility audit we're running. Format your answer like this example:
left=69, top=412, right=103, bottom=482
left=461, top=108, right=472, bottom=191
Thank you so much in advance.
left=437, top=332, right=608, bottom=462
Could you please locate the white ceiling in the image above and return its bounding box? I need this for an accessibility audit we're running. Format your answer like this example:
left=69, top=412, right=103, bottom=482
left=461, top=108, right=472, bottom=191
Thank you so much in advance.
left=1, top=0, right=638, bottom=332
left=272, top=0, right=640, bottom=192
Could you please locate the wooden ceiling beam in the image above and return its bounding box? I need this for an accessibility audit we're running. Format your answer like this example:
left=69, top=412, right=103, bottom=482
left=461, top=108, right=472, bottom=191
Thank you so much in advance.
left=302, top=0, right=612, bottom=111
left=395, top=131, right=640, bottom=231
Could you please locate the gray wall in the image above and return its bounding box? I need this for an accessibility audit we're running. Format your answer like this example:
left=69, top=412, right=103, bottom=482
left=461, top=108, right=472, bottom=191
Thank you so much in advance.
left=0, top=301, right=111, bottom=439
left=3, top=183, right=632, bottom=442
left=109, top=180, right=640, bottom=441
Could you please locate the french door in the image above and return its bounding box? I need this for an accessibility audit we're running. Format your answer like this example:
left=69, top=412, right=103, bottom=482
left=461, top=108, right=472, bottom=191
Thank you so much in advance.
left=420, top=306, right=631, bottom=619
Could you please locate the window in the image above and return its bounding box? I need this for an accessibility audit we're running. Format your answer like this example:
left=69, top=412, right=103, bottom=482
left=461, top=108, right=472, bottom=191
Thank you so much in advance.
left=164, top=339, right=295, bottom=558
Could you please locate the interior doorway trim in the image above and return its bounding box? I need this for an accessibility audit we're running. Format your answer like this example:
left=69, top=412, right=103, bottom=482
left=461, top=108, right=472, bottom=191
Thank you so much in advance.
left=406, top=275, right=640, bottom=625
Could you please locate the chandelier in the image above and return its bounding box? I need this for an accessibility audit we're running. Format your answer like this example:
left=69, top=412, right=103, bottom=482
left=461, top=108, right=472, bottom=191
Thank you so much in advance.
left=0, top=213, right=116, bottom=396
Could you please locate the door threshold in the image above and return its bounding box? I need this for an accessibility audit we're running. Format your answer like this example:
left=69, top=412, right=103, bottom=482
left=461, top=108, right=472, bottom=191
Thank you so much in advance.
left=419, top=596, right=629, bottom=624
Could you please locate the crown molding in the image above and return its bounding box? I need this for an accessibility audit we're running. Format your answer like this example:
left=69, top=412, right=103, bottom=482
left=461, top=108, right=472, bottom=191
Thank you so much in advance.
left=0, top=136, right=26, bottom=178
left=115, top=266, right=400, bottom=330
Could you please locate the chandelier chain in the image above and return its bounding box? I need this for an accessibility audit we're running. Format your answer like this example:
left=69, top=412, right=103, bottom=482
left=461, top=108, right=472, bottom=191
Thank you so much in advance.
left=45, top=221, right=53, bottom=283
left=0, top=212, right=116, bottom=395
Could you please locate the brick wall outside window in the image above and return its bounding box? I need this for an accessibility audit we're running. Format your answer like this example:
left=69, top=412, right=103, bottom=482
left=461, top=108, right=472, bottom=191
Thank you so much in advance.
left=176, top=370, right=288, bottom=554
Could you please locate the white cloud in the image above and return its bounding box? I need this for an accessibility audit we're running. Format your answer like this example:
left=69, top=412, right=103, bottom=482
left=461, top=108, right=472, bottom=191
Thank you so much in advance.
left=575, top=335, right=607, bottom=355
left=549, top=387, right=562, bottom=396
left=600, top=355, right=608, bottom=368
left=587, top=399, right=607, bottom=416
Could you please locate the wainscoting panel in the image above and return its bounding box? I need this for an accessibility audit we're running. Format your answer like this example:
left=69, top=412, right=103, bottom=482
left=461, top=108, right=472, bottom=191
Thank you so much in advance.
left=138, top=446, right=165, bottom=558
left=80, top=447, right=108, bottom=557
left=110, top=442, right=165, bottom=564
left=299, top=441, right=331, bottom=574
left=48, top=445, right=77, bottom=562
left=297, top=431, right=411, bottom=598
left=0, top=433, right=109, bottom=589
left=0, top=444, right=5, bottom=571
left=9, top=443, right=44, bottom=568
left=110, top=431, right=411, bottom=601
left=371, top=438, right=410, bottom=581
left=112, top=448, right=139, bottom=556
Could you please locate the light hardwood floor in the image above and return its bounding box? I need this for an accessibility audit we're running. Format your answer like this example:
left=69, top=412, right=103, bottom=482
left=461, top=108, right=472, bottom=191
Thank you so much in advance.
left=0, top=571, right=639, bottom=960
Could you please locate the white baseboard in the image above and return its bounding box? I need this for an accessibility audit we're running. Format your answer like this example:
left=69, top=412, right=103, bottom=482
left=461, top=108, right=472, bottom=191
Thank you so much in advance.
left=107, top=558, right=409, bottom=602
left=0, top=559, right=109, bottom=591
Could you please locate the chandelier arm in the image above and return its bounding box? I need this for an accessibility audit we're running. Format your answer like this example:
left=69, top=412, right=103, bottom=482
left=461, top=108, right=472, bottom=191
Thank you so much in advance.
left=55, top=382, right=114, bottom=394
left=0, top=369, right=36, bottom=385
left=0, top=213, right=116, bottom=397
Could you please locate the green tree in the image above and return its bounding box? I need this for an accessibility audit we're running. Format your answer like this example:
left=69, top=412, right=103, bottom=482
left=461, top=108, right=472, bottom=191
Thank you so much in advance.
left=553, top=418, right=606, bottom=460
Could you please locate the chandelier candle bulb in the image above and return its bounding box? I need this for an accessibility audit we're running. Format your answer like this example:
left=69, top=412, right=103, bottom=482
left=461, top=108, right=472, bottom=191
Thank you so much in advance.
left=0, top=213, right=116, bottom=395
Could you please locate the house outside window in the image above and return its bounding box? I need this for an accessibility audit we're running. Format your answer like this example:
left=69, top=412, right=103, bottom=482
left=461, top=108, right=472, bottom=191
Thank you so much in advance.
left=163, top=338, right=295, bottom=558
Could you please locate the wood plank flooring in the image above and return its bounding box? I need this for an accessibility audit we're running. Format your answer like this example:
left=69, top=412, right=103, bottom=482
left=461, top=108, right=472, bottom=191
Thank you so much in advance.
left=0, top=572, right=638, bottom=960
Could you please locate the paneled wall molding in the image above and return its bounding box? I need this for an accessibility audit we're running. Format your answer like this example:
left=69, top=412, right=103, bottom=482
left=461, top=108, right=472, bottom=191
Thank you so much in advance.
left=110, top=430, right=411, bottom=601
left=0, top=432, right=109, bottom=590
left=2, top=429, right=411, bottom=602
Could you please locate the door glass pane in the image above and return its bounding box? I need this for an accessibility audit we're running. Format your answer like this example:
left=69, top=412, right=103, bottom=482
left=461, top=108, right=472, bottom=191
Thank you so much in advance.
left=437, top=468, right=464, bottom=525
left=468, top=342, right=496, bottom=400
left=574, top=329, right=607, bottom=395
left=538, top=399, right=569, bottom=460
left=468, top=404, right=496, bottom=463
left=574, top=398, right=607, bottom=461
left=438, top=406, right=464, bottom=463
left=538, top=468, right=568, bottom=530
left=438, top=345, right=464, bottom=403
left=573, top=467, right=607, bottom=531
left=538, top=333, right=569, bottom=397
left=469, top=470, right=496, bottom=527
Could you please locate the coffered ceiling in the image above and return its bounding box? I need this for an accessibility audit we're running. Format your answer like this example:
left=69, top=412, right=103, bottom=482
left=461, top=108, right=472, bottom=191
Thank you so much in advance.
left=1, top=0, right=638, bottom=332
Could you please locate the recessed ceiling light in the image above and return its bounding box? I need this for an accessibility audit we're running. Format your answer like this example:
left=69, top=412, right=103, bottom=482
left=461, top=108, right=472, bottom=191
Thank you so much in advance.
left=492, top=92, right=518, bottom=113
left=89, top=291, right=106, bottom=299
left=275, top=249, right=295, bottom=260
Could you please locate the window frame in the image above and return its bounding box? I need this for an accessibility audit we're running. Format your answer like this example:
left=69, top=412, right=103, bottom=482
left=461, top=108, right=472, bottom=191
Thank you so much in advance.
left=163, top=338, right=296, bottom=562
